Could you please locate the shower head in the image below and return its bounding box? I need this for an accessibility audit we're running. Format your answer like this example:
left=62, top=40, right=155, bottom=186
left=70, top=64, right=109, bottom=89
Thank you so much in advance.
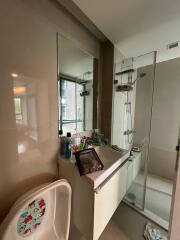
left=130, top=72, right=147, bottom=86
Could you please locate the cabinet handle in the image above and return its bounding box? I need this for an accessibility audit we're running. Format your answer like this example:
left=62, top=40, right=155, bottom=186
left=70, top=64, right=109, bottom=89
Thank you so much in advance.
left=94, top=158, right=129, bottom=194
left=175, top=145, right=180, bottom=172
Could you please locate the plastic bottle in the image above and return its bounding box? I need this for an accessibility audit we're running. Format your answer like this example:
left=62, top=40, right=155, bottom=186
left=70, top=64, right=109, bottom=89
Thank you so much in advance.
left=79, top=136, right=86, bottom=150
left=65, top=132, right=72, bottom=159
left=59, top=130, right=65, bottom=156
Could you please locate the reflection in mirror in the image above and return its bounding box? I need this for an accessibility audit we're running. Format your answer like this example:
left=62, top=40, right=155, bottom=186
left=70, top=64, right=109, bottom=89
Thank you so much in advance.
left=57, top=34, right=96, bottom=135
left=13, top=75, right=38, bottom=155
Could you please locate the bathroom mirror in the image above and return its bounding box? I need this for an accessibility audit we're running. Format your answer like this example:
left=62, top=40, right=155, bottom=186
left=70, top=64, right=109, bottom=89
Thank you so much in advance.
left=57, top=34, right=98, bottom=135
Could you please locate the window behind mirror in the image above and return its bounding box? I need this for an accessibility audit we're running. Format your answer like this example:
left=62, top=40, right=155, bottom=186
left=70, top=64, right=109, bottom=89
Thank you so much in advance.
left=58, top=78, right=84, bottom=134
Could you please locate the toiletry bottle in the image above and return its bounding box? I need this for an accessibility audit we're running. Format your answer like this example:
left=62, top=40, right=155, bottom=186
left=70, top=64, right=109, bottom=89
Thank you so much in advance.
left=59, top=130, right=65, bottom=156
left=65, top=132, right=72, bottom=159
left=71, top=134, right=79, bottom=154
left=79, top=136, right=86, bottom=150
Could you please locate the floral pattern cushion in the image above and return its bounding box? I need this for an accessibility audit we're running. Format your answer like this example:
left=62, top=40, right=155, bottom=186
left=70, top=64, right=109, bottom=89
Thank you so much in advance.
left=17, top=197, right=46, bottom=237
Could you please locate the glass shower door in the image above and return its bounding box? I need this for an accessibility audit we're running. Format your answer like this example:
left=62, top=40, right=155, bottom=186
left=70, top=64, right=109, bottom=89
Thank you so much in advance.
left=112, top=51, right=156, bottom=210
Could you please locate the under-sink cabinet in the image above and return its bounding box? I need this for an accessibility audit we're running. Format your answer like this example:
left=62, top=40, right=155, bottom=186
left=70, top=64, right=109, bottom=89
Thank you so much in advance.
left=58, top=146, right=129, bottom=240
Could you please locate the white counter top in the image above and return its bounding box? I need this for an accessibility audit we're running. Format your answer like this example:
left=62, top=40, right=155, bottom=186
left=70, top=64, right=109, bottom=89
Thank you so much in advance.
left=58, top=146, right=130, bottom=189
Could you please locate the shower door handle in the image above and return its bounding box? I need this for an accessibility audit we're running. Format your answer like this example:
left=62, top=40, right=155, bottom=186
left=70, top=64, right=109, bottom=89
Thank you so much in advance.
left=175, top=145, right=180, bottom=172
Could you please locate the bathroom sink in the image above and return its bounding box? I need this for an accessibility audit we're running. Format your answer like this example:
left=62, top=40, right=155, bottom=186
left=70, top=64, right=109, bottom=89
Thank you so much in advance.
left=84, top=145, right=130, bottom=189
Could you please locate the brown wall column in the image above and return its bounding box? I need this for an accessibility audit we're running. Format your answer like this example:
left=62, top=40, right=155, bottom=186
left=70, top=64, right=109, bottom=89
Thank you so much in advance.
left=100, top=40, right=114, bottom=140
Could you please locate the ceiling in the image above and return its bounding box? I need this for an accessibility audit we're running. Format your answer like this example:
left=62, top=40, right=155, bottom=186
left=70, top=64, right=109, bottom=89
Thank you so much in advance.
left=72, top=0, right=180, bottom=57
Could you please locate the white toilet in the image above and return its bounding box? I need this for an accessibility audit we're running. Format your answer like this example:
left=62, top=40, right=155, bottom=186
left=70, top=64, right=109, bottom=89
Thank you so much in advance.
left=0, top=179, right=72, bottom=240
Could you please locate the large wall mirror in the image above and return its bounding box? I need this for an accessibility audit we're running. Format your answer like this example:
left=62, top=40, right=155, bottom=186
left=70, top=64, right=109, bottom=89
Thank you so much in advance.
left=57, top=34, right=98, bottom=135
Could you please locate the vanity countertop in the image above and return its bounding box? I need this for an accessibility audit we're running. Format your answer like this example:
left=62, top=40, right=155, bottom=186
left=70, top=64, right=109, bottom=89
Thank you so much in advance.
left=58, top=145, right=130, bottom=189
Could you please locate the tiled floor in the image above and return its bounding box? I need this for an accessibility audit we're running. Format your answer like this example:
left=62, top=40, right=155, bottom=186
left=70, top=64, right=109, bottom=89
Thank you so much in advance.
left=99, top=220, right=129, bottom=240
left=69, top=202, right=168, bottom=240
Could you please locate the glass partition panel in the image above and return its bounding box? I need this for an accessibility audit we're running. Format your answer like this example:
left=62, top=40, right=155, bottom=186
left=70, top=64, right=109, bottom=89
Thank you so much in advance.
left=112, top=51, right=156, bottom=210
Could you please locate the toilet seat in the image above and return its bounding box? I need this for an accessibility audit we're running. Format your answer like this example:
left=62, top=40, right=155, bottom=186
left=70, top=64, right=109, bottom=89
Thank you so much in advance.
left=0, top=179, right=71, bottom=240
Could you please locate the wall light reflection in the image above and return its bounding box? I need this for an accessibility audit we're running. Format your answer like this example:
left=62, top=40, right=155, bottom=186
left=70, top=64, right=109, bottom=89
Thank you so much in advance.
left=18, top=142, right=27, bottom=154
left=11, top=73, right=19, bottom=78
left=13, top=87, right=26, bottom=95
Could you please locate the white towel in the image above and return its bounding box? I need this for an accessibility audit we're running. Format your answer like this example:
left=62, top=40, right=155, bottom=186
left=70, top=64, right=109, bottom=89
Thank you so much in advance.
left=144, top=222, right=167, bottom=240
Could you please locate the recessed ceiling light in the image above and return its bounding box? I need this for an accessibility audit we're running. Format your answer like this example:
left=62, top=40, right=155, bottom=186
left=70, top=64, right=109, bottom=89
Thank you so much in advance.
left=11, top=73, right=18, bottom=78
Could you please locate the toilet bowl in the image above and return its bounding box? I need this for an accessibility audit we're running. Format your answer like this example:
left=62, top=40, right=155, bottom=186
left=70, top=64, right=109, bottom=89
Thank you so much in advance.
left=0, top=179, right=72, bottom=240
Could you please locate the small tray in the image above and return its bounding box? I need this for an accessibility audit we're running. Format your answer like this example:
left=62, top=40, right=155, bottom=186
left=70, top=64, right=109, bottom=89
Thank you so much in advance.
left=74, top=148, right=104, bottom=176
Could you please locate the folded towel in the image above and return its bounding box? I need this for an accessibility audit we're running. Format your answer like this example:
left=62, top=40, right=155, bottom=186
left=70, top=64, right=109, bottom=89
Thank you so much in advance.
left=144, top=222, right=167, bottom=240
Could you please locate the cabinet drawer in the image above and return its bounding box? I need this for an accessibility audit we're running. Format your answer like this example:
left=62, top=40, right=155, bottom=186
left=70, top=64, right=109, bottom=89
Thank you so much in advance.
left=93, top=162, right=128, bottom=240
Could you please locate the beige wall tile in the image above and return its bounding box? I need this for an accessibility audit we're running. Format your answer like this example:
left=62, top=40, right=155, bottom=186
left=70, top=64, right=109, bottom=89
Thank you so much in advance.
left=0, top=0, right=101, bottom=222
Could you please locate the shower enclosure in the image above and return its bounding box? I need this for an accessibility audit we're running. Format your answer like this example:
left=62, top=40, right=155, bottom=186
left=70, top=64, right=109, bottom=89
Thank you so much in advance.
left=112, top=51, right=167, bottom=224
left=113, top=46, right=180, bottom=232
